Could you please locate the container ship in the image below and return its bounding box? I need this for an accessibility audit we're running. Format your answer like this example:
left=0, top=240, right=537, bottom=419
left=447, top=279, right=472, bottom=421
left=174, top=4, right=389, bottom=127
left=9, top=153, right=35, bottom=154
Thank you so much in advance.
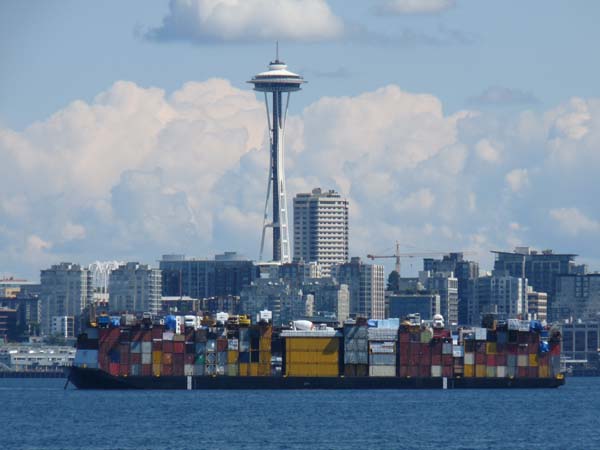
left=69, top=314, right=565, bottom=389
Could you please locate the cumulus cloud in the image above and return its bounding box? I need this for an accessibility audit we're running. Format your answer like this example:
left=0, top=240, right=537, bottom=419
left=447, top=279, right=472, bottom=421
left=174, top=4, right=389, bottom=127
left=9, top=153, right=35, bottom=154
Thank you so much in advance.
left=375, top=0, right=456, bottom=15
left=550, top=208, right=600, bottom=236
left=146, top=0, right=344, bottom=43
left=475, top=138, right=500, bottom=163
left=467, top=86, right=540, bottom=107
left=505, top=168, right=529, bottom=192
left=3, top=75, right=600, bottom=278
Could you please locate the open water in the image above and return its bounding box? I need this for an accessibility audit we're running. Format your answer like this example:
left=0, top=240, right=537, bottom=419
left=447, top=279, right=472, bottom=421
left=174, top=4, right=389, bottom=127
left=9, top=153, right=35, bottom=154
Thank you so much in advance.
left=1, top=377, right=599, bottom=450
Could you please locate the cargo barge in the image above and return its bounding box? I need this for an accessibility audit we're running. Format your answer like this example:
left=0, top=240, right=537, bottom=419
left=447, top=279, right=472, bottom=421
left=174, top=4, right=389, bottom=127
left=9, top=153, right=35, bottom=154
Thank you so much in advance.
left=69, top=316, right=565, bottom=390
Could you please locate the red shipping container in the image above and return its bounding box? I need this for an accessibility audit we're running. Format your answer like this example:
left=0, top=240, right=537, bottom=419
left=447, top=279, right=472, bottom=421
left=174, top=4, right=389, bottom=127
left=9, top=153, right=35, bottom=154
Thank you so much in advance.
left=518, top=367, right=528, bottom=378
left=399, top=332, right=409, bottom=344
left=431, top=341, right=442, bottom=354
left=152, top=327, right=163, bottom=339
left=409, top=366, right=419, bottom=377
left=431, top=354, right=442, bottom=365
left=528, top=342, right=537, bottom=354
left=119, top=364, right=129, bottom=376
left=419, top=365, right=430, bottom=377
left=517, top=332, right=529, bottom=344
left=399, top=352, right=408, bottom=365
left=496, top=354, right=507, bottom=366
left=550, top=344, right=561, bottom=356
left=486, top=355, right=496, bottom=366
left=442, top=366, right=453, bottom=377
left=217, top=339, right=228, bottom=352
left=185, top=353, right=194, bottom=365
left=442, top=355, right=453, bottom=366
left=529, top=367, right=538, bottom=378
left=143, top=331, right=152, bottom=342
left=399, top=366, right=409, bottom=377
left=109, top=363, right=119, bottom=377
left=173, top=353, right=184, bottom=367
left=152, top=340, right=162, bottom=351
left=174, top=342, right=185, bottom=354
left=476, top=353, right=486, bottom=364
left=538, top=353, right=549, bottom=365
left=163, top=341, right=174, bottom=353
left=162, top=365, right=173, bottom=376
left=141, top=364, right=152, bottom=376
left=173, top=364, right=184, bottom=376
left=130, top=353, right=141, bottom=365
left=132, top=331, right=143, bottom=342
left=518, top=344, right=528, bottom=355
left=507, top=344, right=518, bottom=354
left=421, top=344, right=431, bottom=358
left=529, top=333, right=540, bottom=344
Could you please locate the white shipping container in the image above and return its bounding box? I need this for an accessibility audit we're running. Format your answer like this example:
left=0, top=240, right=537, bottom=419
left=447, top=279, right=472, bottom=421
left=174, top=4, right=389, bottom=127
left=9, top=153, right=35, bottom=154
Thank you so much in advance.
left=162, top=332, right=174, bottom=341
left=464, top=353, right=475, bottom=365
left=141, top=342, right=152, bottom=354
left=518, top=320, right=531, bottom=332
left=228, top=339, right=239, bottom=351
left=431, top=365, right=442, bottom=377
left=442, top=343, right=453, bottom=355
left=474, top=328, right=487, bottom=341
left=508, top=319, right=520, bottom=330
left=517, top=355, right=528, bottom=367
left=452, top=345, right=464, bottom=358
left=497, top=366, right=507, bottom=378
left=369, top=342, right=396, bottom=354
left=184, top=364, right=194, bottom=376
left=142, top=353, right=151, bottom=365
left=369, top=365, right=396, bottom=377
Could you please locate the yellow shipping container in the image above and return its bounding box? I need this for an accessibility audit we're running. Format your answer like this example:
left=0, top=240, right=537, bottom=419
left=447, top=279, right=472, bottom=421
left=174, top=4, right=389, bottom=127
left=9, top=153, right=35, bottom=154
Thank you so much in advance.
left=239, top=363, right=249, bottom=377
left=464, top=365, right=475, bottom=378
left=539, top=365, right=550, bottom=378
left=228, top=350, right=239, bottom=365
left=475, top=365, right=487, bottom=378
left=257, top=363, right=270, bottom=377
left=286, top=350, right=338, bottom=365
left=152, top=351, right=162, bottom=364
left=286, top=363, right=339, bottom=377
left=259, top=350, right=271, bottom=364
left=486, top=343, right=496, bottom=354
left=249, top=363, right=259, bottom=377
left=260, top=336, right=272, bottom=353
left=152, top=363, right=161, bottom=377
left=529, top=354, right=538, bottom=367
left=286, top=337, right=340, bottom=353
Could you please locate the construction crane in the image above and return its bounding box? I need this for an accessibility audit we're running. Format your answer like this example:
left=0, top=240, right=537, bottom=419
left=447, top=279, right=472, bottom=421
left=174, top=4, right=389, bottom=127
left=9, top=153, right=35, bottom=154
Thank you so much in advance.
left=367, top=241, right=473, bottom=276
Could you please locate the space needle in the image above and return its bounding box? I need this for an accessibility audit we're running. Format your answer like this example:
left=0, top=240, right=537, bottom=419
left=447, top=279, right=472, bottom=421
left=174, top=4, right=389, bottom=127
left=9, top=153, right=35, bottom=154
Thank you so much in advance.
left=249, top=46, right=306, bottom=263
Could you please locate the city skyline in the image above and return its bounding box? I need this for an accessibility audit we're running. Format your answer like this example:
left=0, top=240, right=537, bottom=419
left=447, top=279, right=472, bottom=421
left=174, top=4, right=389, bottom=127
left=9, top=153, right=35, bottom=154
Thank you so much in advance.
left=2, top=1, right=600, bottom=279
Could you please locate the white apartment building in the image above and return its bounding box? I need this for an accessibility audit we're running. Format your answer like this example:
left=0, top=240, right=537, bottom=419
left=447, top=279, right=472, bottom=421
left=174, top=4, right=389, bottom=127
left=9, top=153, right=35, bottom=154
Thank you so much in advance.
left=108, top=262, right=161, bottom=314
left=293, top=188, right=349, bottom=276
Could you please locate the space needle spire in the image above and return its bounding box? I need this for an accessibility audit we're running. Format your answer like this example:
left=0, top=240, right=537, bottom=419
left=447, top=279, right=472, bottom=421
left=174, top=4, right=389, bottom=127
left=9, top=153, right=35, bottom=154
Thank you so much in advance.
left=249, top=46, right=306, bottom=263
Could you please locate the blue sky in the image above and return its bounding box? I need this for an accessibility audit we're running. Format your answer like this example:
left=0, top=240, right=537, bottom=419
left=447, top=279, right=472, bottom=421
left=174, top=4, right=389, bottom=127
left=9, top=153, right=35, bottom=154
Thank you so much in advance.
left=2, top=0, right=600, bottom=279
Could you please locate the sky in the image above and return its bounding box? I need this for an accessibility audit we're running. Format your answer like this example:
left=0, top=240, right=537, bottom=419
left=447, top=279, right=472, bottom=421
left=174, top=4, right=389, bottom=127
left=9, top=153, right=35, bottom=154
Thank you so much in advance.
left=1, top=0, right=600, bottom=280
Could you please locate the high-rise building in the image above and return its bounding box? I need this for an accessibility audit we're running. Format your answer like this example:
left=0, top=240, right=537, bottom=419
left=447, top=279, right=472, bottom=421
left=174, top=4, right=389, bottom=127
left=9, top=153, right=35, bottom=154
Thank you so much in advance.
left=419, top=271, right=459, bottom=326
left=527, top=288, right=548, bottom=321
left=492, top=247, right=584, bottom=320
left=553, top=273, right=600, bottom=322
left=467, top=270, right=528, bottom=325
left=332, top=257, right=385, bottom=319
left=293, top=188, right=349, bottom=276
left=249, top=50, right=305, bottom=263
left=40, top=263, right=93, bottom=335
left=423, top=253, right=479, bottom=325
left=388, top=293, right=440, bottom=321
left=108, top=262, right=162, bottom=314
left=159, top=253, right=257, bottom=300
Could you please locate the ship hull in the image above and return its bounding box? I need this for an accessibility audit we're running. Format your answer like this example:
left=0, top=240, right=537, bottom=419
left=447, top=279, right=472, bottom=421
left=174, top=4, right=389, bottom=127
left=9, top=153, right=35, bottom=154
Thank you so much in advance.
left=69, top=367, right=565, bottom=390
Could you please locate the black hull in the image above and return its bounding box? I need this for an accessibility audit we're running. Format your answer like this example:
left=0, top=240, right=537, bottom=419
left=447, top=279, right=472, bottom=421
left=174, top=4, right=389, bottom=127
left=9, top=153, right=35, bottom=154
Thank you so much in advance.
left=68, top=367, right=565, bottom=390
